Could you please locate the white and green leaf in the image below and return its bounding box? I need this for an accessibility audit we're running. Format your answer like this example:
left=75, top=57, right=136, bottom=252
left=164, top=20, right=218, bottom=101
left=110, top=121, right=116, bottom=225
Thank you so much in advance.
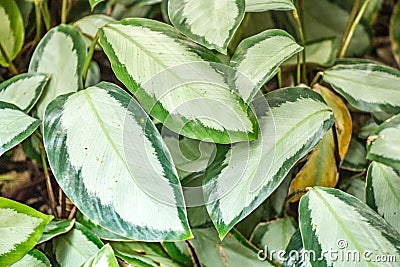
left=245, top=0, right=295, bottom=12
left=81, top=244, right=119, bottom=267
left=0, top=0, right=24, bottom=67
left=99, top=18, right=258, bottom=144
left=43, top=82, right=191, bottom=241
left=11, top=249, right=50, bottom=267
left=29, top=24, right=86, bottom=119
left=230, top=29, right=302, bottom=102
left=168, top=0, right=245, bottom=54
left=299, top=187, right=400, bottom=266
left=0, top=73, right=50, bottom=112
left=204, top=87, right=334, bottom=239
left=341, top=137, right=367, bottom=171
left=367, top=114, right=400, bottom=169
left=0, top=197, right=53, bottom=266
left=323, top=63, right=400, bottom=113
left=38, top=219, right=75, bottom=244
left=366, top=161, right=400, bottom=233
left=0, top=102, right=41, bottom=157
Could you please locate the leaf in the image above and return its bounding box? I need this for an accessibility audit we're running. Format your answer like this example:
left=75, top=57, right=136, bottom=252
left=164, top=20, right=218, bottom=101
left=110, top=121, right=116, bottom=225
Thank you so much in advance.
left=299, top=187, right=400, bottom=266
left=38, top=219, right=75, bottom=244
left=0, top=73, right=50, bottom=112
left=341, top=138, right=367, bottom=171
left=323, top=63, right=400, bottom=113
left=189, top=228, right=274, bottom=266
left=390, top=0, right=400, bottom=65
left=245, top=0, right=295, bottom=12
left=367, top=114, right=400, bottom=169
left=0, top=0, right=24, bottom=67
left=168, top=0, right=245, bottom=54
left=99, top=18, right=258, bottom=144
left=250, top=217, right=297, bottom=264
left=339, top=177, right=366, bottom=202
left=282, top=229, right=310, bottom=267
left=0, top=101, right=41, bottom=157
left=358, top=118, right=379, bottom=139
left=29, top=24, right=86, bottom=119
left=10, top=249, right=51, bottom=267
left=46, top=223, right=103, bottom=267
left=366, top=161, right=400, bottom=233
left=161, top=241, right=194, bottom=267
left=204, top=87, right=334, bottom=239
left=89, top=0, right=106, bottom=10
left=110, top=242, right=181, bottom=267
left=43, top=82, right=191, bottom=241
left=81, top=244, right=119, bottom=267
left=230, top=29, right=303, bottom=102
left=0, top=197, right=53, bottom=266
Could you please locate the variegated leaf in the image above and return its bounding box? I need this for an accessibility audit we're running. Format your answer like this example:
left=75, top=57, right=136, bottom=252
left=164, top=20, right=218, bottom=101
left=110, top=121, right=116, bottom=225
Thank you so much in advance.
left=38, top=219, right=75, bottom=244
left=161, top=241, right=194, bottom=267
left=299, top=187, right=400, bottom=266
left=367, top=114, right=400, bottom=169
left=99, top=18, right=258, bottom=144
left=323, top=63, right=400, bottom=113
left=29, top=24, right=86, bottom=119
left=366, top=161, right=400, bottom=233
left=230, top=29, right=302, bottom=102
left=43, top=82, right=191, bottom=241
left=282, top=229, right=309, bottom=267
left=245, top=0, right=294, bottom=12
left=0, top=102, right=41, bottom=157
left=341, top=138, right=367, bottom=171
left=11, top=249, right=50, bottom=267
left=0, top=0, right=24, bottom=67
left=168, top=0, right=245, bottom=54
left=0, top=73, right=50, bottom=112
left=204, top=87, right=334, bottom=239
left=0, top=197, right=53, bottom=266
left=82, top=244, right=119, bottom=267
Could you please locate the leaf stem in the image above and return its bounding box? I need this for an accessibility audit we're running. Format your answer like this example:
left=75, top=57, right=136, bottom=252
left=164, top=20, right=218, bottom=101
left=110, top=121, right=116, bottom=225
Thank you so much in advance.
left=277, top=67, right=282, bottom=88
left=296, top=53, right=301, bottom=84
left=82, top=33, right=99, bottom=83
left=61, top=0, right=68, bottom=24
left=340, top=0, right=361, bottom=55
left=34, top=0, right=42, bottom=43
left=310, top=71, right=323, bottom=87
left=293, top=6, right=307, bottom=83
left=338, top=0, right=371, bottom=58
left=41, top=0, right=51, bottom=31
left=0, top=42, right=19, bottom=75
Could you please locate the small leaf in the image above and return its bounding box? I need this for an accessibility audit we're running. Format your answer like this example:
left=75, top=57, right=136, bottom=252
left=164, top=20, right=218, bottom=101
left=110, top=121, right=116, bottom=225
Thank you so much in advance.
left=367, top=114, right=400, bottom=169
left=161, top=241, right=194, bottom=267
left=43, top=82, right=191, bottom=241
left=0, top=73, right=50, bottom=112
left=299, top=187, right=400, bottom=266
left=339, top=177, right=366, bottom=202
left=245, top=0, right=295, bottom=12
left=0, top=0, right=24, bottom=67
left=0, top=197, right=53, bottom=266
left=29, top=24, right=86, bottom=119
left=323, top=63, right=400, bottom=113
left=38, top=219, right=75, bottom=244
left=366, top=161, right=400, bottom=233
left=230, top=29, right=303, bottom=102
left=0, top=102, right=41, bottom=157
left=390, top=1, right=400, bottom=65
left=168, top=0, right=245, bottom=54
left=99, top=18, right=258, bottom=144
left=341, top=138, right=367, bottom=171
left=81, top=244, right=119, bottom=267
left=11, top=249, right=51, bottom=267
left=204, top=87, right=334, bottom=239
left=358, top=118, right=379, bottom=139
left=89, top=0, right=106, bottom=10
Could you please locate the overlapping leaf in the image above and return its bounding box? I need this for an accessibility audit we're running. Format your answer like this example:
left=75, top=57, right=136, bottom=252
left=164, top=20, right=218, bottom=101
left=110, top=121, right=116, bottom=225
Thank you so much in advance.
left=341, top=138, right=367, bottom=171
left=10, top=250, right=50, bottom=267
left=82, top=244, right=119, bottom=267
left=161, top=241, right=194, bottom=267
left=245, top=0, right=295, bottom=12
left=38, top=219, right=75, bottom=244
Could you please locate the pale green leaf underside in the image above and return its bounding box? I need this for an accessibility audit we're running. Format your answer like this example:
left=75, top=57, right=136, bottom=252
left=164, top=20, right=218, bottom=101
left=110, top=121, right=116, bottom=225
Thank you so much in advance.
left=204, top=87, right=334, bottom=239
left=299, top=187, right=400, bottom=266
left=43, top=82, right=191, bottom=241
left=28, top=24, right=86, bottom=119
left=38, top=219, right=75, bottom=244
left=0, top=102, right=41, bottom=157
left=245, top=0, right=295, bottom=12
left=324, top=63, right=400, bottom=113
left=11, top=250, right=50, bottom=267
left=168, top=0, right=245, bottom=53
left=367, top=162, right=400, bottom=233
left=81, top=244, right=119, bottom=267
left=230, top=29, right=303, bottom=102
left=99, top=18, right=258, bottom=144
left=0, top=73, right=49, bottom=112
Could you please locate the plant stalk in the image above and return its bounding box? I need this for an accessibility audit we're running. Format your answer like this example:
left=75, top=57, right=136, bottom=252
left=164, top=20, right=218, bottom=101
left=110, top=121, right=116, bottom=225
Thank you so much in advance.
left=34, top=0, right=42, bottom=43
left=277, top=67, right=282, bottom=88
left=82, top=33, right=99, bottom=82
left=0, top=42, right=18, bottom=75
left=39, top=141, right=58, bottom=218
left=61, top=0, right=68, bottom=24
left=293, top=6, right=307, bottom=83
left=340, top=0, right=361, bottom=53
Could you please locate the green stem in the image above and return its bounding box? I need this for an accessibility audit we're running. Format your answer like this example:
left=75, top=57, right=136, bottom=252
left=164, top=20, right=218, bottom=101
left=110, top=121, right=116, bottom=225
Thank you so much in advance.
left=82, top=33, right=99, bottom=82
left=310, top=71, right=323, bottom=87
left=296, top=53, right=301, bottom=85
left=340, top=0, right=361, bottom=53
left=41, top=0, right=51, bottom=30
left=39, top=141, right=58, bottom=218
left=277, top=67, right=282, bottom=88
left=338, top=0, right=370, bottom=58
left=34, top=0, right=42, bottom=43
left=0, top=42, right=18, bottom=75
left=61, top=0, right=68, bottom=24
left=293, top=7, right=307, bottom=83
left=227, top=13, right=251, bottom=56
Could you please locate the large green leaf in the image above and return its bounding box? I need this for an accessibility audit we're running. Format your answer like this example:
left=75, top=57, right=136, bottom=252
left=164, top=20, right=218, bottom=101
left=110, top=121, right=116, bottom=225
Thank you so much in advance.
left=0, top=101, right=41, bottom=157
left=367, top=114, right=400, bottom=169
left=367, top=162, right=400, bottom=233
left=38, top=219, right=75, bottom=244
left=390, top=0, right=400, bottom=65
left=0, top=0, right=24, bottom=67
left=11, top=249, right=50, bottom=267
left=0, top=73, right=49, bottom=112
left=43, top=82, right=191, bottom=241
left=230, top=29, right=302, bottom=102
left=299, top=187, right=400, bottom=266
left=245, top=0, right=295, bottom=12
left=168, top=0, right=245, bottom=54
left=81, top=244, right=119, bottom=267
left=29, top=24, right=86, bottom=119
left=0, top=197, right=53, bottom=266
left=99, top=18, right=258, bottom=144
left=324, top=63, right=400, bottom=113
left=204, top=87, right=334, bottom=239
